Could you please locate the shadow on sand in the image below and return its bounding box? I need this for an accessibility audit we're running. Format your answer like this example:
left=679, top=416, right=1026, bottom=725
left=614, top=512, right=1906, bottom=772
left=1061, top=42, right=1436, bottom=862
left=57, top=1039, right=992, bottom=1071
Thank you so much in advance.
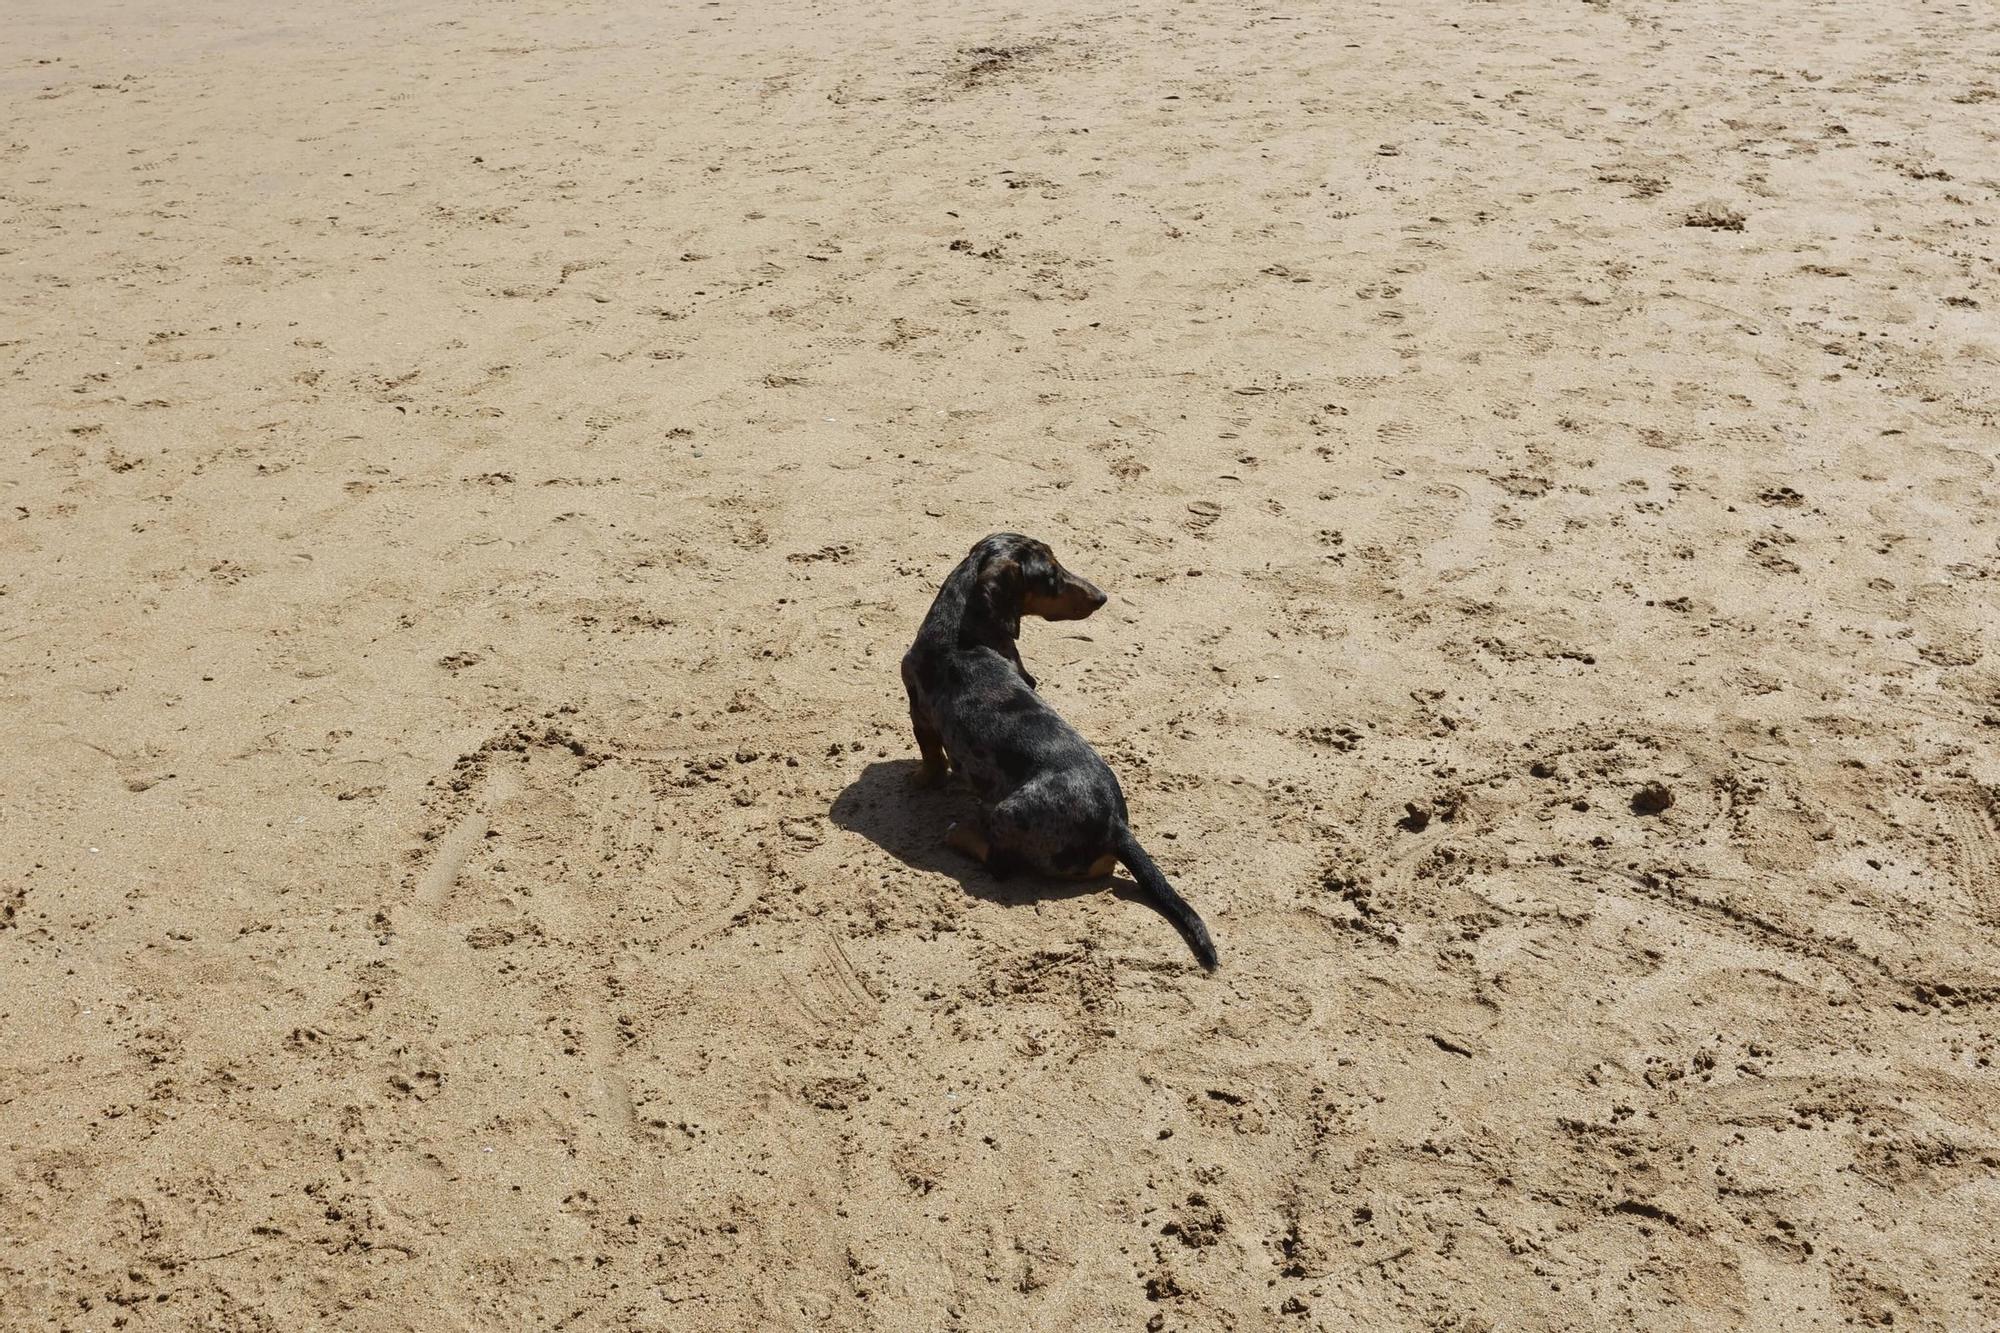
left=828, top=758, right=1146, bottom=915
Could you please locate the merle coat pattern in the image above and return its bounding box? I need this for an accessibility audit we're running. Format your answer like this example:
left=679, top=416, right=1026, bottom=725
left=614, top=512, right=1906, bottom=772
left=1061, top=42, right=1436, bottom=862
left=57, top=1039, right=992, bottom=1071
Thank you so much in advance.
left=900, top=533, right=1218, bottom=969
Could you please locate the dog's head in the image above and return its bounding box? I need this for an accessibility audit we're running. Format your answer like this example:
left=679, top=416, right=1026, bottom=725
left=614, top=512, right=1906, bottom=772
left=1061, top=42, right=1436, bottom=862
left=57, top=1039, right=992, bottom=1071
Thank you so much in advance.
left=968, top=533, right=1107, bottom=637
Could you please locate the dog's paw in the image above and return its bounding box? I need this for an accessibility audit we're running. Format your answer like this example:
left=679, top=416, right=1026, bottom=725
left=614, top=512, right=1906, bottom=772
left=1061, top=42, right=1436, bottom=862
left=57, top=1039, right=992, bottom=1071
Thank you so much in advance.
left=910, top=764, right=946, bottom=789
left=943, top=821, right=991, bottom=863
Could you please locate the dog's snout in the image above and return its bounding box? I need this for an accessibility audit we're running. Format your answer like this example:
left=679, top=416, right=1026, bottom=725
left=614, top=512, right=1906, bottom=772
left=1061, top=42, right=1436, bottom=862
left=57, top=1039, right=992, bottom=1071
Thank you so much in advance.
left=1021, top=562, right=1110, bottom=621
left=1067, top=576, right=1108, bottom=617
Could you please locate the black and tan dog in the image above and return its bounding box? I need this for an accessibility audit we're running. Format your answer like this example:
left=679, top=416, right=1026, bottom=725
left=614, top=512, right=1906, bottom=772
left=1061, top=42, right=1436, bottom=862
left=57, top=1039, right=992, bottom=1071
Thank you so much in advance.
left=901, top=533, right=1218, bottom=969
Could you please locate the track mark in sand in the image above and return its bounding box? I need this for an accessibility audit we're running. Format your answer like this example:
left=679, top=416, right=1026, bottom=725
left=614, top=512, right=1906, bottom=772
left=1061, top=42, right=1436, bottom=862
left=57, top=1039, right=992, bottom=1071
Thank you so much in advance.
left=663, top=862, right=769, bottom=955
left=504, top=757, right=647, bottom=1136
left=1589, top=866, right=2000, bottom=1007
left=414, top=809, right=489, bottom=911
left=1942, top=785, right=2000, bottom=926
left=578, top=961, right=638, bottom=1138
left=779, top=929, right=881, bottom=1033
left=587, top=759, right=676, bottom=879
left=1592, top=866, right=1859, bottom=970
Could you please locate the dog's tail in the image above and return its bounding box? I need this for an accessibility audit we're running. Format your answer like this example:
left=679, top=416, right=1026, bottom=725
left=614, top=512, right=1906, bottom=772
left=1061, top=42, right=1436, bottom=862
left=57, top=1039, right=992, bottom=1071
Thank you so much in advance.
left=1113, top=827, right=1218, bottom=971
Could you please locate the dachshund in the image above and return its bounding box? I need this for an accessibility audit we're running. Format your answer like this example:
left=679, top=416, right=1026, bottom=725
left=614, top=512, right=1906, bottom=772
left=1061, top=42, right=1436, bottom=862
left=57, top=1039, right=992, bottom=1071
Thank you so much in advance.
left=900, top=533, right=1218, bottom=969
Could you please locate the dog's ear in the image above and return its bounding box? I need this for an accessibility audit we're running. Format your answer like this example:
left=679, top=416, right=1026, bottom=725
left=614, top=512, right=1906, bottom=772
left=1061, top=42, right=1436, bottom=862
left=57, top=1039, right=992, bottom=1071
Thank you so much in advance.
left=972, top=551, right=1023, bottom=641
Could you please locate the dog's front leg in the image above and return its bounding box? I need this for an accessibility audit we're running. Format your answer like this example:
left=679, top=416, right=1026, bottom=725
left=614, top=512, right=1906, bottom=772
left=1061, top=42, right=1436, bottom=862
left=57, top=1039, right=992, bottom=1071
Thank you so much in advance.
left=903, top=674, right=949, bottom=787
left=1006, top=643, right=1037, bottom=691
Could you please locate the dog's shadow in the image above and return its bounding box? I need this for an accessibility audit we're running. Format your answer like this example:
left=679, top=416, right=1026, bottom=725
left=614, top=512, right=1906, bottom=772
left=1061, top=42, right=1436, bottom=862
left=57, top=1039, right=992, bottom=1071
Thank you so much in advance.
left=829, top=759, right=1143, bottom=911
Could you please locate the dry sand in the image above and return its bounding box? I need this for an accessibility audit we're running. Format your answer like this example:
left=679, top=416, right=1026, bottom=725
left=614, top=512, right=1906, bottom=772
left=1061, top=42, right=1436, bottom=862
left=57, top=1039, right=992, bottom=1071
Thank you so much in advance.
left=5, top=0, right=2000, bottom=1327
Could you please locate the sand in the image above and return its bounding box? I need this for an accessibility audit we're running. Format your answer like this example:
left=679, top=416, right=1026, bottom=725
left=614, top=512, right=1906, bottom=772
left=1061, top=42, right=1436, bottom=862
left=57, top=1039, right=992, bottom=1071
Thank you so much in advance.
left=4, top=0, right=1999, bottom=1327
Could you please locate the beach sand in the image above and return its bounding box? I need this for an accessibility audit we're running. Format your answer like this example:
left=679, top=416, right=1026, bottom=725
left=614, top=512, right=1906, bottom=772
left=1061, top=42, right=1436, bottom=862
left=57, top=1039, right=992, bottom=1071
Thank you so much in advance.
left=4, top=0, right=1998, bottom=1327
